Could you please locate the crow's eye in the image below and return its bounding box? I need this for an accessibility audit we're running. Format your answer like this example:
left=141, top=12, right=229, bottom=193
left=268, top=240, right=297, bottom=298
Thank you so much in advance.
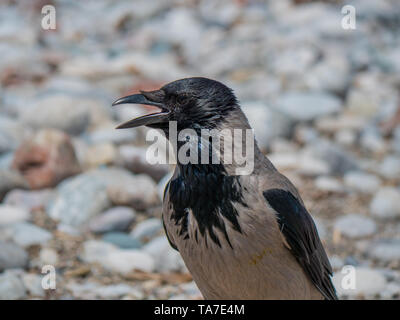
left=177, top=95, right=189, bottom=104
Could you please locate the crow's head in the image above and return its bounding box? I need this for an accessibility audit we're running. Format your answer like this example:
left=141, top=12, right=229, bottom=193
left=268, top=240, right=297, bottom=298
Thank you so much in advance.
left=112, top=77, right=238, bottom=131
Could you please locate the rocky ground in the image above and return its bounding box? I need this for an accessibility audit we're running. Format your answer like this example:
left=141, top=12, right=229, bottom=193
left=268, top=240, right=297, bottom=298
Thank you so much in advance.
left=1, top=0, right=400, bottom=300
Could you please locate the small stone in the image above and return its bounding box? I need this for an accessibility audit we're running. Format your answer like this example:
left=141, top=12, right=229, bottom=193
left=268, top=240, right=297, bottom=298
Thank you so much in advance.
left=21, top=273, right=45, bottom=297
left=38, top=248, right=59, bottom=266
left=179, top=281, right=201, bottom=297
left=80, top=240, right=117, bottom=264
left=344, top=256, right=359, bottom=267
left=0, top=241, right=29, bottom=271
left=370, top=187, right=400, bottom=219
left=82, top=240, right=155, bottom=276
left=297, top=155, right=330, bottom=177
left=268, top=152, right=330, bottom=176
left=0, top=205, right=29, bottom=225
left=308, top=139, right=358, bottom=175
left=369, top=239, right=400, bottom=262
left=275, top=92, right=342, bottom=121
left=143, top=236, right=186, bottom=272
left=102, top=249, right=155, bottom=274
left=378, top=156, right=400, bottom=179
left=380, top=283, right=400, bottom=299
left=12, top=129, right=81, bottom=189
left=92, top=283, right=137, bottom=299
left=0, top=152, right=14, bottom=170
left=0, top=271, right=27, bottom=300
left=130, top=218, right=162, bottom=242
left=334, top=214, right=377, bottom=239
left=21, top=94, right=90, bottom=135
left=332, top=267, right=387, bottom=298
left=88, top=207, right=136, bottom=234
left=344, top=171, right=381, bottom=194
left=360, top=128, right=387, bottom=154
left=84, top=143, right=116, bottom=168
left=242, top=102, right=293, bottom=150
left=116, top=145, right=170, bottom=182
left=4, top=189, right=54, bottom=212
left=314, top=176, right=343, bottom=192
left=11, top=223, right=52, bottom=247
left=88, top=127, right=137, bottom=145
left=107, top=174, right=160, bottom=211
left=47, top=170, right=112, bottom=227
left=334, top=129, right=357, bottom=147
left=102, top=232, right=142, bottom=249
left=0, top=170, right=29, bottom=200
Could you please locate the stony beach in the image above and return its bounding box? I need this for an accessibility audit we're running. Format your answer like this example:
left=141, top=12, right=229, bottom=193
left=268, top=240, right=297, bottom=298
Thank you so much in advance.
left=0, top=0, right=400, bottom=299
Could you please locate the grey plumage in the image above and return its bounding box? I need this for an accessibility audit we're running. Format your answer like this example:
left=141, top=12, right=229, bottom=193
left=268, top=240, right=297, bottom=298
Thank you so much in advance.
left=113, top=77, right=337, bottom=300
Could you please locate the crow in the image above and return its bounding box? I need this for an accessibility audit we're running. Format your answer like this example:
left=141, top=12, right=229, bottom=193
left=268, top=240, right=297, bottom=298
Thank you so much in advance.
left=113, top=77, right=337, bottom=300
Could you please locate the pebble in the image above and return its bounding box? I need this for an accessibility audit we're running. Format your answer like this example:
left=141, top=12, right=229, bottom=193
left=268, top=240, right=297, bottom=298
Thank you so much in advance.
left=380, top=283, right=400, bottom=299
left=130, top=218, right=162, bottom=242
left=87, top=127, right=137, bottom=145
left=38, top=248, right=59, bottom=266
left=66, top=281, right=143, bottom=299
left=0, top=152, right=14, bottom=170
left=84, top=143, right=117, bottom=168
left=309, top=139, right=359, bottom=175
left=369, top=239, right=400, bottom=263
left=378, top=156, right=400, bottom=179
left=20, top=94, right=90, bottom=135
left=0, top=241, right=29, bottom=271
left=107, top=174, right=160, bottom=211
left=102, top=232, right=142, bottom=249
left=314, top=176, right=343, bottom=192
left=88, top=206, right=136, bottom=234
left=83, top=241, right=156, bottom=275
left=47, top=170, right=112, bottom=227
left=22, top=273, right=45, bottom=297
left=242, top=101, right=292, bottom=150
left=333, top=214, right=377, bottom=239
left=370, top=187, right=400, bottom=219
left=334, top=129, right=357, bottom=147
left=143, top=236, right=186, bottom=273
left=275, top=92, right=342, bottom=122
left=12, top=129, right=81, bottom=189
left=80, top=240, right=116, bottom=264
left=116, top=145, right=170, bottom=182
left=92, top=284, right=138, bottom=299
left=360, top=128, right=387, bottom=154
left=0, top=205, right=29, bottom=225
left=343, top=171, right=381, bottom=193
left=0, top=170, right=28, bottom=200
left=4, top=189, right=54, bottom=212
left=0, top=271, right=27, bottom=300
left=95, top=249, right=155, bottom=275
left=333, top=267, right=387, bottom=298
left=11, top=223, right=53, bottom=247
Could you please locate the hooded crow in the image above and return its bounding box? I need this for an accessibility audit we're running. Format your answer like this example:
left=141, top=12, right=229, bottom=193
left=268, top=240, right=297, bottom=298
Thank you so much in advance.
left=112, top=77, right=337, bottom=300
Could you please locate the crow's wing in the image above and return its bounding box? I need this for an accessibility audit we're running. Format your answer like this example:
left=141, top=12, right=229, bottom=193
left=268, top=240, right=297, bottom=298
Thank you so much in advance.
left=263, top=188, right=337, bottom=300
left=162, top=181, right=179, bottom=251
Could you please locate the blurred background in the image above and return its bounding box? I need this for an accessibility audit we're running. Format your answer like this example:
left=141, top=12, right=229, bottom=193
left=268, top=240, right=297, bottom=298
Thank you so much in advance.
left=0, top=0, right=400, bottom=300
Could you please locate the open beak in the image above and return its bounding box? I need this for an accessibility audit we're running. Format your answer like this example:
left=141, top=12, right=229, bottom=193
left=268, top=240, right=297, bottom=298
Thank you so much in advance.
left=112, top=93, right=170, bottom=129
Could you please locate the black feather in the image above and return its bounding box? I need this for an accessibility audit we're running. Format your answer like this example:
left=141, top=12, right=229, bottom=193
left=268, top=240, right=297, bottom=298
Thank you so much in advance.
left=263, top=188, right=338, bottom=300
left=167, top=162, right=244, bottom=249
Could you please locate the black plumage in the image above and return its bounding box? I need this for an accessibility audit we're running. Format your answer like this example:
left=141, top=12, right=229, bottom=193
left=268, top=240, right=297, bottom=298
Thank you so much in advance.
left=263, top=189, right=338, bottom=300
